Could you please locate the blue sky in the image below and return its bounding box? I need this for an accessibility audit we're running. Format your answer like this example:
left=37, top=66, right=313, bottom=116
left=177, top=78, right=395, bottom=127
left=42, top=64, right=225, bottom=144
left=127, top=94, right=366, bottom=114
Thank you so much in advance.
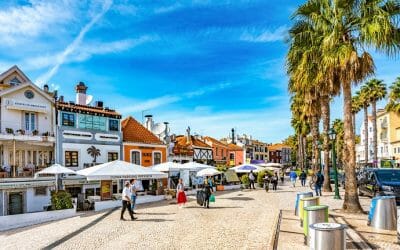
left=0, top=0, right=398, bottom=142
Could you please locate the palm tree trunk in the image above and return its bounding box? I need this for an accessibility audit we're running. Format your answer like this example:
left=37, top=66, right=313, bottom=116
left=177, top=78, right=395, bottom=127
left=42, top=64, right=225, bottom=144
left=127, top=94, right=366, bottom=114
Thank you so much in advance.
left=321, top=97, right=332, bottom=192
left=311, top=115, right=320, bottom=171
left=371, top=101, right=378, bottom=166
left=303, top=136, right=307, bottom=169
left=299, top=134, right=304, bottom=170
left=363, top=105, right=369, bottom=165
left=342, top=81, right=363, bottom=213
left=352, top=113, right=356, bottom=135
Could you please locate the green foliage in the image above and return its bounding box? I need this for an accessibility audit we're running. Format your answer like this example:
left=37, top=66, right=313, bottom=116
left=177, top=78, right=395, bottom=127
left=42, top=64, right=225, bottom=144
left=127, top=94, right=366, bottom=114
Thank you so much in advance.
left=51, top=190, right=73, bottom=210
left=216, top=165, right=227, bottom=172
left=241, top=174, right=250, bottom=185
left=257, top=171, right=266, bottom=187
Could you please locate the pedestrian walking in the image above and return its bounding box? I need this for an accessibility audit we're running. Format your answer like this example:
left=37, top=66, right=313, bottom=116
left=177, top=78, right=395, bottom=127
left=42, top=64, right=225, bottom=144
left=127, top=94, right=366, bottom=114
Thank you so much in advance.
left=208, top=177, right=214, bottom=192
left=248, top=170, right=256, bottom=189
left=203, top=182, right=213, bottom=209
left=177, top=178, right=187, bottom=208
left=272, top=173, right=278, bottom=191
left=300, top=171, right=307, bottom=187
left=121, top=181, right=136, bottom=221
left=289, top=170, right=297, bottom=187
left=130, top=179, right=137, bottom=214
left=263, top=175, right=270, bottom=192
left=280, top=172, right=285, bottom=183
left=315, top=171, right=324, bottom=196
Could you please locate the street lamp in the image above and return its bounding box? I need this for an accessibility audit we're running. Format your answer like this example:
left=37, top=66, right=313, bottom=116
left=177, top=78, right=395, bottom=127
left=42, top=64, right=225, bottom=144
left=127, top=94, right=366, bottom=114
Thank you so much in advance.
left=329, top=128, right=341, bottom=199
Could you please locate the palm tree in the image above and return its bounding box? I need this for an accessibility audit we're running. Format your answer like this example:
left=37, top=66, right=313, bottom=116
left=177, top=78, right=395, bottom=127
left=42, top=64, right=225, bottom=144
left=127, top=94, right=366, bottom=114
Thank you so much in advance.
left=386, top=77, right=400, bottom=112
left=87, top=146, right=101, bottom=163
left=357, top=88, right=370, bottom=166
left=290, top=0, right=399, bottom=213
left=351, top=95, right=362, bottom=135
left=364, top=79, right=387, bottom=166
left=332, top=119, right=344, bottom=167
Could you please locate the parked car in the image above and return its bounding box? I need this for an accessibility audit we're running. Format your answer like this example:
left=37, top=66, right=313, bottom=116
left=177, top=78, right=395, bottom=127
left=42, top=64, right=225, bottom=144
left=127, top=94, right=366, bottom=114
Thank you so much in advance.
left=358, top=168, right=400, bottom=204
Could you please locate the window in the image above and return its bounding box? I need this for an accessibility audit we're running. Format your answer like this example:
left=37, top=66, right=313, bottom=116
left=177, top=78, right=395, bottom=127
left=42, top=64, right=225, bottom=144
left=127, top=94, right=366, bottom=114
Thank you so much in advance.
left=395, top=148, right=397, bottom=154
left=108, top=152, right=118, bottom=162
left=153, top=152, right=161, bottom=165
left=24, top=112, right=36, bottom=131
left=65, top=151, right=78, bottom=167
left=109, top=119, right=119, bottom=131
left=62, top=113, right=75, bottom=127
left=131, top=151, right=140, bottom=165
left=9, top=76, right=21, bottom=85
left=35, top=187, right=47, bottom=196
left=78, top=114, right=106, bottom=131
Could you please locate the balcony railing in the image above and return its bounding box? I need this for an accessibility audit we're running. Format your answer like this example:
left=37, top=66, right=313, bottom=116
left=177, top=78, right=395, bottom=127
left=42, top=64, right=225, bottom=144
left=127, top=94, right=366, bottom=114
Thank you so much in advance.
left=0, top=129, right=55, bottom=142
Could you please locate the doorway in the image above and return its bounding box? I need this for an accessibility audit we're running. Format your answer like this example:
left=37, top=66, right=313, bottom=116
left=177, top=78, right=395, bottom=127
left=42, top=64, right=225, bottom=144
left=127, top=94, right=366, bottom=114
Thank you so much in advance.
left=9, top=192, right=23, bottom=215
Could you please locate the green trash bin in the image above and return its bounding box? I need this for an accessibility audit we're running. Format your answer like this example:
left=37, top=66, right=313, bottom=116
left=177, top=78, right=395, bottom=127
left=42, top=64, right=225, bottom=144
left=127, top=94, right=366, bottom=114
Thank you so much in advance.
left=303, top=205, right=329, bottom=245
left=299, top=197, right=320, bottom=226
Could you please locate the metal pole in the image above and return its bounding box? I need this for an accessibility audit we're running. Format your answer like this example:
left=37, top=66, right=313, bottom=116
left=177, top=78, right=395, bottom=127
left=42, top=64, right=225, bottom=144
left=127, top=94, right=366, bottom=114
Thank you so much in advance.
left=319, top=146, right=322, bottom=171
left=13, top=139, right=16, bottom=177
left=332, top=138, right=341, bottom=199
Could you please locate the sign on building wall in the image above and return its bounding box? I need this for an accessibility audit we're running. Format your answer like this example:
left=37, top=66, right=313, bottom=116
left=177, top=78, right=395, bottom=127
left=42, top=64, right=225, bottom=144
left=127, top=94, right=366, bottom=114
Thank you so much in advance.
left=100, top=180, right=112, bottom=200
left=4, top=98, right=48, bottom=113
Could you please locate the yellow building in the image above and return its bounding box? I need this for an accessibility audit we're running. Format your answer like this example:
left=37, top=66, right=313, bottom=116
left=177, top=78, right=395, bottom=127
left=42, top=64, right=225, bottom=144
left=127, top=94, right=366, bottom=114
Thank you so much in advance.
left=377, top=109, right=400, bottom=167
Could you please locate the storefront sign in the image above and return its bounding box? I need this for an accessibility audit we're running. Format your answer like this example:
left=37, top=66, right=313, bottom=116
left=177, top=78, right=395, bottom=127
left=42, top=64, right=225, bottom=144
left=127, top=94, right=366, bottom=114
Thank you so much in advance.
left=0, top=180, right=55, bottom=189
left=4, top=98, right=48, bottom=113
left=100, top=180, right=112, bottom=201
left=62, top=180, right=99, bottom=185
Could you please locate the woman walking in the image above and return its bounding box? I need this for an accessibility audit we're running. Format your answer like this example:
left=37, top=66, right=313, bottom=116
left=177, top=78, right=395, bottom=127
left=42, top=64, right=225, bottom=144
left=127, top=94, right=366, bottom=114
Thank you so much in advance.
left=176, top=178, right=187, bottom=208
left=272, top=173, right=279, bottom=191
left=203, top=181, right=213, bottom=209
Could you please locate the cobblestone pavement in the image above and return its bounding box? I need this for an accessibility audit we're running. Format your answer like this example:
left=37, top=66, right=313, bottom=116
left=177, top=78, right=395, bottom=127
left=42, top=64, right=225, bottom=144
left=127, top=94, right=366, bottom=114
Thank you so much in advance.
left=0, top=182, right=298, bottom=250
left=2, top=181, right=396, bottom=250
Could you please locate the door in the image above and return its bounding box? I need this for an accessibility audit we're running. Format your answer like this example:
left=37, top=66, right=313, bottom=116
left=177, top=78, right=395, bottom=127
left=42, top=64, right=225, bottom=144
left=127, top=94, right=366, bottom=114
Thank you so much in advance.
left=9, top=192, right=23, bottom=215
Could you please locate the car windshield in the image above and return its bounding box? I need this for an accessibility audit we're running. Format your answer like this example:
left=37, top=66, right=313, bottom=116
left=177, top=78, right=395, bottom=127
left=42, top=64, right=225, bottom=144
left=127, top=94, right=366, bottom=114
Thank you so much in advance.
left=376, top=171, right=400, bottom=182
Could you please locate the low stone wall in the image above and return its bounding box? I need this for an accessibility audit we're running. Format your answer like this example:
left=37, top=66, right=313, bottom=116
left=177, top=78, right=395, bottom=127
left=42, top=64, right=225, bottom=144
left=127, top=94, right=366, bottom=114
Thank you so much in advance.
left=0, top=208, right=77, bottom=232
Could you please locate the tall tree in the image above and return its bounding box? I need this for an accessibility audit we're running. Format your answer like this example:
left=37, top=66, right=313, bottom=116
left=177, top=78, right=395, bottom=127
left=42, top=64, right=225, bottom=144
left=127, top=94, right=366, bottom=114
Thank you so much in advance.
left=290, top=0, right=399, bottom=213
left=364, top=79, right=387, bottom=166
left=386, top=77, right=400, bottom=112
left=351, top=95, right=362, bottom=135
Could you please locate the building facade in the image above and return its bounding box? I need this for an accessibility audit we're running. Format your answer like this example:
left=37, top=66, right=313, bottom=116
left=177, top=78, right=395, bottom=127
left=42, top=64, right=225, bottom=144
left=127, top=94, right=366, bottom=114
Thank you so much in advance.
left=377, top=109, right=400, bottom=167
left=204, top=136, right=228, bottom=166
left=253, top=140, right=269, bottom=162
left=0, top=66, right=57, bottom=216
left=56, top=82, right=122, bottom=197
left=227, top=143, right=244, bottom=167
left=355, top=116, right=374, bottom=165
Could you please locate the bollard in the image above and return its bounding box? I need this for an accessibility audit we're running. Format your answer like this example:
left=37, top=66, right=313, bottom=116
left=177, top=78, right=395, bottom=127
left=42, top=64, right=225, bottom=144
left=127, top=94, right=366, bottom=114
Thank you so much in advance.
left=303, top=205, right=329, bottom=245
left=368, top=196, right=397, bottom=230
left=295, top=192, right=313, bottom=216
left=299, top=196, right=319, bottom=226
left=309, top=223, right=347, bottom=250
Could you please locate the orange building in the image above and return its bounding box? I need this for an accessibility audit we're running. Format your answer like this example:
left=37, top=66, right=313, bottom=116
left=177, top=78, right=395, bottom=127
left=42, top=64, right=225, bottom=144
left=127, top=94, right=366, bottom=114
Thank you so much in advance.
left=227, top=143, right=244, bottom=167
left=122, top=116, right=167, bottom=167
left=204, top=136, right=229, bottom=166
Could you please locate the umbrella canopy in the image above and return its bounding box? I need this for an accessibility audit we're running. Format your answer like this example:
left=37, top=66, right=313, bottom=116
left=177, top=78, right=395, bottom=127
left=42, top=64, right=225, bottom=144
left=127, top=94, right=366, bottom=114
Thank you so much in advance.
left=182, top=162, right=215, bottom=170
left=259, top=162, right=283, bottom=168
left=152, top=162, right=189, bottom=172
left=76, top=160, right=167, bottom=181
left=196, top=168, right=221, bottom=177
left=35, top=164, right=76, bottom=176
left=231, top=164, right=263, bottom=173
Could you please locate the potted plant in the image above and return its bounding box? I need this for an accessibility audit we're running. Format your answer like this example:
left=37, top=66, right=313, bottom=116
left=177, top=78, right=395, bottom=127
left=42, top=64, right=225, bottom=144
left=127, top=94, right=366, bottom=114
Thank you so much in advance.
left=42, top=131, right=50, bottom=136
left=5, top=128, right=13, bottom=134
left=32, top=129, right=39, bottom=136
left=241, top=175, right=250, bottom=189
left=16, top=129, right=25, bottom=135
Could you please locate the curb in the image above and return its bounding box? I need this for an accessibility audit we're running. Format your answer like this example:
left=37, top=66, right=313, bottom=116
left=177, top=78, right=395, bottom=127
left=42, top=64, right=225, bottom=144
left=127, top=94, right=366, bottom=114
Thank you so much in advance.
left=269, top=209, right=282, bottom=250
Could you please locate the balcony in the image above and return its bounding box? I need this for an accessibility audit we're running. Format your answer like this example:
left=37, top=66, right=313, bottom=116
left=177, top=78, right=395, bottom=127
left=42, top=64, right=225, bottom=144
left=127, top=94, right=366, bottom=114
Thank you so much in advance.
left=0, top=129, right=55, bottom=143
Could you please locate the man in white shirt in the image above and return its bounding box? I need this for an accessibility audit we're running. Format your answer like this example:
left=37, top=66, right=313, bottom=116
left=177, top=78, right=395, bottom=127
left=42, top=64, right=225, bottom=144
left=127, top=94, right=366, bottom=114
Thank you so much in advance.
left=121, top=181, right=136, bottom=221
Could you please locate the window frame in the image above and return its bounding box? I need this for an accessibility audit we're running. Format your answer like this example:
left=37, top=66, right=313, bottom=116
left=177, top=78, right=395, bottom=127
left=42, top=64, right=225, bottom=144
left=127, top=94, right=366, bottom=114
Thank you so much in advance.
left=61, top=112, right=75, bottom=127
left=108, top=152, right=119, bottom=162
left=109, top=119, right=119, bottom=131
left=130, top=150, right=141, bottom=165
left=65, top=151, right=79, bottom=167
left=153, top=151, right=162, bottom=165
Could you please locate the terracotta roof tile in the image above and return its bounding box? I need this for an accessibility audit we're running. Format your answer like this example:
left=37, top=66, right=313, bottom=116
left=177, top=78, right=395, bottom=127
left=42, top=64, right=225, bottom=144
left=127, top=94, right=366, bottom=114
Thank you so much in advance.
left=268, top=143, right=290, bottom=151
left=204, top=136, right=228, bottom=148
left=56, top=101, right=121, bottom=118
left=175, top=135, right=212, bottom=148
left=122, top=117, right=164, bottom=145
left=227, top=143, right=243, bottom=151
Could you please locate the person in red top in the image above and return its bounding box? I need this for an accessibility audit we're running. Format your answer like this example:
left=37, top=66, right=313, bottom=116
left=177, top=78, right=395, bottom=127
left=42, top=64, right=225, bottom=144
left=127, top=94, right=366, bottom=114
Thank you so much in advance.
left=176, top=178, right=187, bottom=208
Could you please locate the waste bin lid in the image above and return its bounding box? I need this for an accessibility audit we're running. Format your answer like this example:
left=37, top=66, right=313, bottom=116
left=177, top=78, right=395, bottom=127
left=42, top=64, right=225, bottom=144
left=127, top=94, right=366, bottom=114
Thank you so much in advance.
left=298, top=192, right=313, bottom=195
left=309, top=222, right=346, bottom=231
left=304, top=205, right=328, bottom=211
left=301, top=197, right=319, bottom=201
left=372, top=195, right=396, bottom=200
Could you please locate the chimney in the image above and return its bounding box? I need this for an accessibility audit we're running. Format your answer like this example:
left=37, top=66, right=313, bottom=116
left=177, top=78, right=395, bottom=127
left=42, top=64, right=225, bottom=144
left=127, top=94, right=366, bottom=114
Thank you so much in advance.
left=75, top=82, right=88, bottom=105
left=59, top=95, right=64, bottom=102
left=43, top=84, right=49, bottom=92
left=144, top=115, right=153, bottom=131
left=231, top=128, right=235, bottom=144
left=164, top=122, right=169, bottom=136
left=95, top=101, right=103, bottom=108
left=186, top=126, right=191, bottom=144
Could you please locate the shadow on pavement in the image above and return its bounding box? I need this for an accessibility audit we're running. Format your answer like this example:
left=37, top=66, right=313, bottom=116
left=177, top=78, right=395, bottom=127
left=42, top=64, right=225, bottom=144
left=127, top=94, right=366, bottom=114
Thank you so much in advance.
left=184, top=206, right=242, bottom=209
left=140, top=212, right=176, bottom=216
left=136, top=218, right=174, bottom=222
left=219, top=197, right=254, bottom=201
left=42, top=208, right=117, bottom=250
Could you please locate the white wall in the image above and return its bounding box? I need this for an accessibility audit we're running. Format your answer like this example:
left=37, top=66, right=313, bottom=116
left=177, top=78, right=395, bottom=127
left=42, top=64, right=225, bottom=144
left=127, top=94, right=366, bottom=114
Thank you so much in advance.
left=26, top=187, right=51, bottom=213
left=62, top=143, right=120, bottom=170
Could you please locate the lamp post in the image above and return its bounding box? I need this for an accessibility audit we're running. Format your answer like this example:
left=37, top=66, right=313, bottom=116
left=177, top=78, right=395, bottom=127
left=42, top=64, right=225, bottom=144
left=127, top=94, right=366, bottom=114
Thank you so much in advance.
left=329, top=129, right=341, bottom=199
left=318, top=141, right=322, bottom=171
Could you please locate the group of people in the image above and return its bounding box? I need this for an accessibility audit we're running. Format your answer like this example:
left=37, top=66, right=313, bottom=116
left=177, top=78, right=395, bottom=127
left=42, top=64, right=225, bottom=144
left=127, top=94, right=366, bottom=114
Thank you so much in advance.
left=120, top=179, right=138, bottom=221
left=178, top=177, right=214, bottom=209
left=289, top=169, right=325, bottom=196
left=248, top=170, right=282, bottom=191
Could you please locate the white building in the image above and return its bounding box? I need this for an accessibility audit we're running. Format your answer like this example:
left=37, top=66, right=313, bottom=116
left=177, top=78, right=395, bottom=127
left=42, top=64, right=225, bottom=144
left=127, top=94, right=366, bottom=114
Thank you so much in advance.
left=0, top=66, right=57, bottom=216
left=356, top=116, right=375, bottom=165
left=55, top=82, right=122, bottom=197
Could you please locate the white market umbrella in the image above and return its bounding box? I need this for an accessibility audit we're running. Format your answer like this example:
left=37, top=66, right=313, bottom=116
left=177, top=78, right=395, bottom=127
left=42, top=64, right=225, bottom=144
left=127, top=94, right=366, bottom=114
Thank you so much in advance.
left=76, top=160, right=167, bottom=181
left=182, top=162, right=215, bottom=170
left=152, top=162, right=189, bottom=172
left=35, top=164, right=76, bottom=191
left=196, top=168, right=221, bottom=177
left=259, top=162, right=283, bottom=168
left=231, top=164, right=263, bottom=173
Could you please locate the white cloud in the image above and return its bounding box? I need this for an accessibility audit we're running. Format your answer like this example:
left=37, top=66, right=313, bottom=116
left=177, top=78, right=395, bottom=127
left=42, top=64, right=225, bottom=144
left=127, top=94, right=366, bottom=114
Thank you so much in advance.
left=240, top=26, right=288, bottom=43
left=35, top=0, right=113, bottom=86
left=154, top=3, right=183, bottom=14
left=0, top=0, right=77, bottom=46
left=118, top=82, right=233, bottom=114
